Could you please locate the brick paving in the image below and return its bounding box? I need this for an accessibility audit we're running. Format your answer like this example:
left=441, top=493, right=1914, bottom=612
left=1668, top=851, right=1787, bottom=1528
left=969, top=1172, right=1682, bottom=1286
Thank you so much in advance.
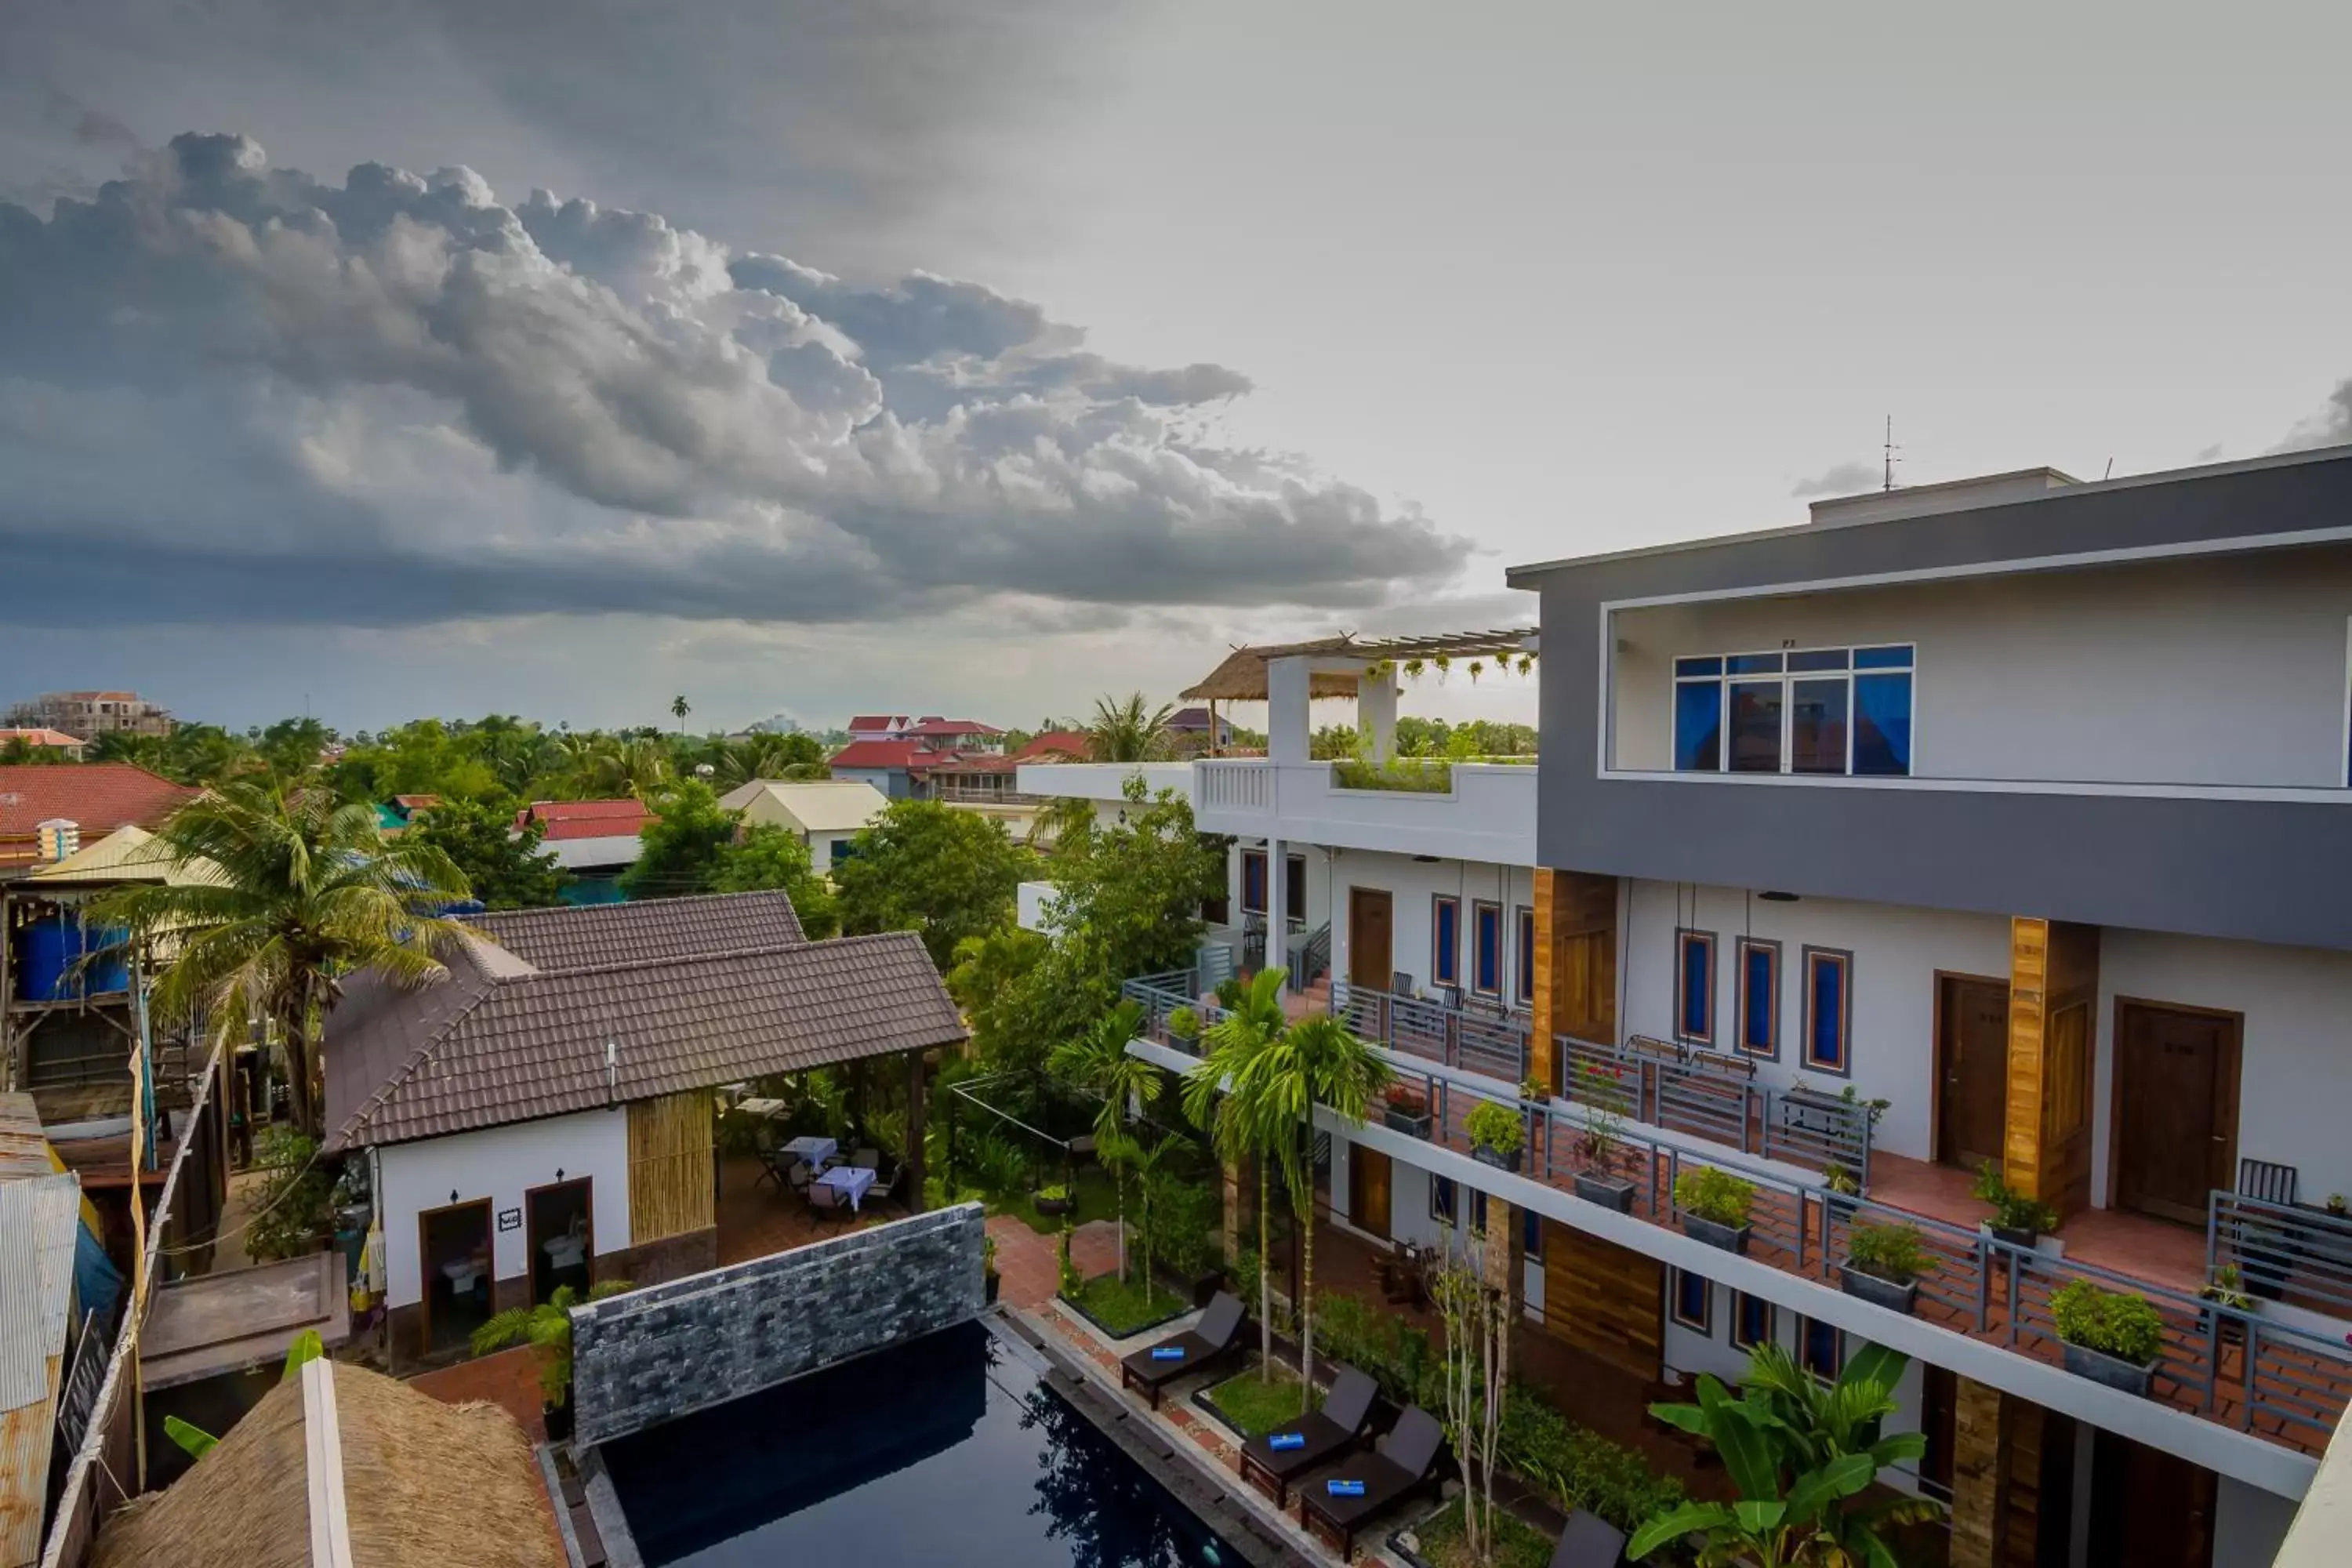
left=408, top=1343, right=550, bottom=1443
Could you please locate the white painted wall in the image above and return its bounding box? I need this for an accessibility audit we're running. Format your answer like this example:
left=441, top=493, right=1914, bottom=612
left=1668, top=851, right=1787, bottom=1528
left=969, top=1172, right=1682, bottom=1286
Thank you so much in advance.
left=2216, top=1474, right=2299, bottom=1568
left=1621, top=878, right=2013, bottom=1163
left=376, top=1110, right=633, bottom=1308
left=1610, top=546, right=2352, bottom=788
left=1325, top=849, right=1535, bottom=1004
left=2093, top=931, right=2352, bottom=1207
left=1331, top=1137, right=1544, bottom=1312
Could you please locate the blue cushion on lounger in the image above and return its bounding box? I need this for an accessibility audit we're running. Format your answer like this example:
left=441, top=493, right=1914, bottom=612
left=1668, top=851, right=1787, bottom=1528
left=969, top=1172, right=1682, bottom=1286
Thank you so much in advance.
left=1269, top=1432, right=1305, bottom=1450
left=1326, top=1479, right=1366, bottom=1497
left=1150, top=1346, right=1185, bottom=1361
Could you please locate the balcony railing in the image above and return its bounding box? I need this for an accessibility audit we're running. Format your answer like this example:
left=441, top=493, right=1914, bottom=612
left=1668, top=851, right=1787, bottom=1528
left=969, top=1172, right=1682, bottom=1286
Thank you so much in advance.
left=1558, top=1033, right=1875, bottom=1187
left=2210, top=1192, right=2352, bottom=1321
left=1330, top=980, right=1532, bottom=1084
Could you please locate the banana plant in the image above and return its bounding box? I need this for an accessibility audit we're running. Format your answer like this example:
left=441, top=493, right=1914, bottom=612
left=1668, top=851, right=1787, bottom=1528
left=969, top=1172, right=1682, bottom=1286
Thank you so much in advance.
left=166, top=1329, right=328, bottom=1460
left=1630, top=1343, right=1940, bottom=1566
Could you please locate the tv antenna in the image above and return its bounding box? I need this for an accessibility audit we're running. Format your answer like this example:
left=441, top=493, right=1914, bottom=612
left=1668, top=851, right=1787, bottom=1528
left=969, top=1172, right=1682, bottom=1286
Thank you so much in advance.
left=1882, top=416, right=1902, bottom=492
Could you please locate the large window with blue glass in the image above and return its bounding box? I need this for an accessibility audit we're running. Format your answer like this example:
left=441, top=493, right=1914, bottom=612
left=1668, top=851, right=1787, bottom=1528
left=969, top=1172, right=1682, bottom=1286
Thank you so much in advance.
left=1675, top=928, right=1714, bottom=1045
left=1671, top=644, right=1913, bottom=777
left=1802, top=946, right=1852, bottom=1074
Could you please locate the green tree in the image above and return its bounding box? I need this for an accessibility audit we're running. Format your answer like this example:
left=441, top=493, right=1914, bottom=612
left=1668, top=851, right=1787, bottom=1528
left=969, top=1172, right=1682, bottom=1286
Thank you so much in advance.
left=1182, top=968, right=1292, bottom=1375
left=1050, top=999, right=1161, bottom=1280
left=253, top=717, right=336, bottom=779
left=711, top=731, right=828, bottom=788
left=1238, top=1012, right=1390, bottom=1387
left=946, top=924, right=1054, bottom=1072
left=834, top=799, right=1027, bottom=969
left=670, top=695, right=691, bottom=734
left=408, top=797, right=568, bottom=909
left=89, top=782, right=471, bottom=1138
left=619, top=780, right=739, bottom=899
left=1632, top=1343, right=1938, bottom=1566
left=1085, top=692, right=1174, bottom=762
left=711, top=822, right=840, bottom=936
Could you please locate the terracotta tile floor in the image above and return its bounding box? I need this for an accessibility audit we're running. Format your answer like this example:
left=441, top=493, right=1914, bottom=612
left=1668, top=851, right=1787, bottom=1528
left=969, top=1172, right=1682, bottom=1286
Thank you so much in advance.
left=1864, top=1152, right=2209, bottom=1290
left=715, top=1152, right=906, bottom=1263
left=408, top=1344, right=550, bottom=1443
left=986, top=1214, right=1123, bottom=1308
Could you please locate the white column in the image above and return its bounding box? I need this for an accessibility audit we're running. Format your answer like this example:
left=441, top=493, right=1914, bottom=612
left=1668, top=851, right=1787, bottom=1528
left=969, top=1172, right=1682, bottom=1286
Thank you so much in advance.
left=1266, top=833, right=1288, bottom=980
left=1357, top=668, right=1398, bottom=763
left=1266, top=656, right=1312, bottom=765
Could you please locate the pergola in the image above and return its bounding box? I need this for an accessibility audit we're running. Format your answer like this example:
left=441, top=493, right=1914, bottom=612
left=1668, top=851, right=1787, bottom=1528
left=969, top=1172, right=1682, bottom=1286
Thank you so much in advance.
left=1180, top=626, right=1537, bottom=761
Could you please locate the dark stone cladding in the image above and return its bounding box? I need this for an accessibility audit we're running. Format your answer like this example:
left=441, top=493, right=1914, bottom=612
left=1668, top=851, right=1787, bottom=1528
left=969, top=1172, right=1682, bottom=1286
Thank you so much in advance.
left=1519, top=451, right=2352, bottom=952
left=568, top=1203, right=985, bottom=1446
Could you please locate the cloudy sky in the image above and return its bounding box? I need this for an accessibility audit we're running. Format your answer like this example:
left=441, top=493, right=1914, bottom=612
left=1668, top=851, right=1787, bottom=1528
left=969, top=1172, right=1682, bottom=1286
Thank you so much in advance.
left=3, top=1, right=2347, bottom=734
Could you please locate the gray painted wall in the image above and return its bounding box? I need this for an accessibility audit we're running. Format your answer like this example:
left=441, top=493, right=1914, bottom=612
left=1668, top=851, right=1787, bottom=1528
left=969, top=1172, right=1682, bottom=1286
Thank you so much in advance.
left=1527, top=448, right=2352, bottom=952
left=568, top=1203, right=985, bottom=1446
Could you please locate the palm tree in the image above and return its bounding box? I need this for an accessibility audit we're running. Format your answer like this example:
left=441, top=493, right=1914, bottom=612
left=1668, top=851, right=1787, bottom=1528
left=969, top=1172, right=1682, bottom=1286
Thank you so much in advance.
left=1182, top=968, right=1291, bottom=1375
left=1049, top=999, right=1161, bottom=1281
left=1087, top=693, right=1174, bottom=763
left=670, top=695, right=691, bottom=734
left=88, top=782, right=473, bottom=1138
left=1236, top=1012, right=1390, bottom=1388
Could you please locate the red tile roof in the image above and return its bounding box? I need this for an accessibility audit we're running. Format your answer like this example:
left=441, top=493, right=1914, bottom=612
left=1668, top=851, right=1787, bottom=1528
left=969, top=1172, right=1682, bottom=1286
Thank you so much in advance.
left=903, top=718, right=1003, bottom=739
left=514, top=798, right=654, bottom=841
left=0, top=728, right=85, bottom=748
left=0, top=764, right=199, bottom=864
left=826, top=739, right=941, bottom=771
left=924, top=752, right=1018, bottom=775
left=1012, top=730, right=1091, bottom=762
left=845, top=714, right=908, bottom=732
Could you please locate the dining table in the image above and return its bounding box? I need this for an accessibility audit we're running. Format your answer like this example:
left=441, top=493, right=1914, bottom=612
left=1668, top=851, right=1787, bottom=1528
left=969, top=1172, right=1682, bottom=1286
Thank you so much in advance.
left=815, top=1164, right=877, bottom=1211
left=783, top=1134, right=838, bottom=1170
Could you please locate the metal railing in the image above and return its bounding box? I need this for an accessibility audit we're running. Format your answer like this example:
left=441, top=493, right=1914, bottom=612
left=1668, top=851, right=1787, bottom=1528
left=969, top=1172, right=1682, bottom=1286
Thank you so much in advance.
left=1330, top=980, right=1531, bottom=1084
left=1558, top=1033, right=1874, bottom=1187
left=1292, top=922, right=1331, bottom=991
left=2209, top=1192, right=2352, bottom=1319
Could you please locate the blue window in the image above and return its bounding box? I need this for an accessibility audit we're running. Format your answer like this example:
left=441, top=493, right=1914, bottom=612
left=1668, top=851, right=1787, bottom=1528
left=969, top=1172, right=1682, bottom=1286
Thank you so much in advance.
left=1516, top=908, right=1537, bottom=1007
left=1790, top=678, right=1849, bottom=775
left=1432, top=896, right=1461, bottom=987
left=1241, top=851, right=1268, bottom=913
left=1788, top=648, right=1849, bottom=673
left=1727, top=652, right=1785, bottom=674
left=1853, top=644, right=1915, bottom=670
left=1673, top=655, right=1724, bottom=678
left=1800, top=1316, right=1843, bottom=1381
left=1473, top=902, right=1503, bottom=996
left=1672, top=1269, right=1713, bottom=1332
left=829, top=838, right=855, bottom=868
left=1727, top=681, right=1784, bottom=772
left=1673, top=680, right=1722, bottom=771
left=1853, top=673, right=1912, bottom=776
left=1523, top=1207, right=1544, bottom=1261
left=1676, top=930, right=1714, bottom=1044
left=1431, top=1174, right=1457, bottom=1225
left=1733, top=1291, right=1774, bottom=1351
left=1737, top=938, right=1778, bottom=1058
left=1803, top=947, right=1850, bottom=1073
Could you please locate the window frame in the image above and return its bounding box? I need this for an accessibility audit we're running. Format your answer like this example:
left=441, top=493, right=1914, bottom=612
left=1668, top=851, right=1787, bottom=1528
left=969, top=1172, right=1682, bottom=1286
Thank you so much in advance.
left=1432, top=895, right=1461, bottom=988
left=1523, top=1206, right=1544, bottom=1263
left=1671, top=1268, right=1714, bottom=1333
left=1798, top=1316, right=1845, bottom=1383
left=1240, top=849, right=1269, bottom=915
left=1801, top=945, right=1853, bottom=1076
left=1732, top=1290, right=1775, bottom=1352
left=1734, top=936, right=1780, bottom=1060
left=1675, top=927, right=1715, bottom=1047
left=1472, top=900, right=1504, bottom=998
left=1283, top=853, right=1308, bottom=923
left=1668, top=644, right=1914, bottom=779
left=1515, top=906, right=1537, bottom=1007
left=1431, top=1174, right=1457, bottom=1225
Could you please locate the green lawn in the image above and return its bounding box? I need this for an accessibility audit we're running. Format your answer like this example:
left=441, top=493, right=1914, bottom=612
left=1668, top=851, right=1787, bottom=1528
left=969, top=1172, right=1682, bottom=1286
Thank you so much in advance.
left=1062, top=1271, right=1189, bottom=1336
left=1202, top=1364, right=1316, bottom=1438
left=1401, top=1497, right=1554, bottom=1568
left=997, top=1164, right=1126, bottom=1235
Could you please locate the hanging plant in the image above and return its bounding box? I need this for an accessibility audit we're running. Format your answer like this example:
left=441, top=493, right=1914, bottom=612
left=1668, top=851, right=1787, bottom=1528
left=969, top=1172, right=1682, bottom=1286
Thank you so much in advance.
left=1402, top=659, right=1425, bottom=681
left=1432, top=655, right=1452, bottom=683
left=1516, top=654, right=1535, bottom=677
left=1466, top=660, right=1484, bottom=684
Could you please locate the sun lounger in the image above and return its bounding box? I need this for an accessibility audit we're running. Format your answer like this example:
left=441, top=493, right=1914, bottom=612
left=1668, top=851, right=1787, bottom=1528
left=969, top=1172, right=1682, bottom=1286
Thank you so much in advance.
left=1118, top=1293, right=1244, bottom=1410
left=1298, top=1406, right=1445, bottom=1559
left=1550, top=1508, right=1628, bottom=1568
left=1238, top=1366, right=1379, bottom=1507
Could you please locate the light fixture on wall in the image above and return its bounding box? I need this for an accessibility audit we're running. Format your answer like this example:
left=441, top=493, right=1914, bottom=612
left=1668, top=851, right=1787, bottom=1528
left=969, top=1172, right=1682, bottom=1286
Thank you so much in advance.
left=556, top=1168, right=565, bottom=1183
left=1759, top=891, right=1801, bottom=903
left=449, top=1189, right=459, bottom=1204
left=1412, top=855, right=1440, bottom=864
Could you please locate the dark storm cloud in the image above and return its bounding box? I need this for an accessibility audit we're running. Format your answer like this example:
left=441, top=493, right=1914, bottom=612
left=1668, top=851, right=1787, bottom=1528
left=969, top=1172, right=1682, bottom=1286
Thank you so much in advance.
left=1789, top=459, right=1881, bottom=498
left=0, top=134, right=1468, bottom=630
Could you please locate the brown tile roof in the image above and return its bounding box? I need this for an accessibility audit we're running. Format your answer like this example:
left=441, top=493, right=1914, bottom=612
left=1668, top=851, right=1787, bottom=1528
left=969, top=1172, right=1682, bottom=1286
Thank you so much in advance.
left=322, top=896, right=963, bottom=1150
left=467, top=891, right=804, bottom=970
left=0, top=764, right=199, bottom=865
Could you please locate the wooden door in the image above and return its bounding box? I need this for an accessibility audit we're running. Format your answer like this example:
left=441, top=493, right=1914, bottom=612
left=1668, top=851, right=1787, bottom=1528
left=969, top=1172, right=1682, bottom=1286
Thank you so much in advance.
left=2089, top=1428, right=2215, bottom=1568
left=416, top=1198, right=492, bottom=1357
left=1937, top=975, right=2010, bottom=1171
left=1541, top=1221, right=1661, bottom=1378
left=2114, top=1001, right=2241, bottom=1226
left=1348, top=1145, right=1391, bottom=1241
left=1348, top=887, right=1394, bottom=991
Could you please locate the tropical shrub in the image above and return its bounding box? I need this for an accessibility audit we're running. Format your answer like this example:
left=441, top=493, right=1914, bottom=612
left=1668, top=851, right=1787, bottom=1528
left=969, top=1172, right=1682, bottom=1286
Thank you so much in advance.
left=245, top=1130, right=338, bottom=1261
left=1464, top=1100, right=1524, bottom=1156
left=1497, top=1387, right=1686, bottom=1536
left=1846, top=1221, right=1928, bottom=1283
left=473, top=1281, right=634, bottom=1406
left=1972, top=1159, right=2060, bottom=1236
left=1672, top=1166, right=1756, bottom=1229
left=2051, top=1279, right=2166, bottom=1365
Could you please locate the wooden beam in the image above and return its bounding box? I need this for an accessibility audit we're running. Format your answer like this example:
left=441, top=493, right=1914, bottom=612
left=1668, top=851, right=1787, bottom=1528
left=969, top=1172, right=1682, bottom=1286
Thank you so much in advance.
left=2005, top=917, right=2051, bottom=1200
left=2005, top=916, right=2100, bottom=1214
left=1530, top=869, right=1617, bottom=1095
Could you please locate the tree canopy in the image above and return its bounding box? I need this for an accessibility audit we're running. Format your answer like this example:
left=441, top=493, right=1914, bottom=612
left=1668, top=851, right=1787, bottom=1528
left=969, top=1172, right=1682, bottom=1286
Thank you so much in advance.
left=619, top=779, right=741, bottom=899
left=711, top=822, right=840, bottom=937
left=834, top=798, right=1029, bottom=968
left=407, top=797, right=568, bottom=909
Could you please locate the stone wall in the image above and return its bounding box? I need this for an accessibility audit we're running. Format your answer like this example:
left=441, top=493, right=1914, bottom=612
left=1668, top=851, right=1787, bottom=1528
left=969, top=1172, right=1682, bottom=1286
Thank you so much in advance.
left=569, top=1203, right=985, bottom=1446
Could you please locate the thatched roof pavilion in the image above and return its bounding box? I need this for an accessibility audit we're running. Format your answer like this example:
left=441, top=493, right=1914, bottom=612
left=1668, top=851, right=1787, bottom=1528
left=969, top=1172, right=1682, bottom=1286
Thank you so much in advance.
left=1179, top=627, right=1538, bottom=703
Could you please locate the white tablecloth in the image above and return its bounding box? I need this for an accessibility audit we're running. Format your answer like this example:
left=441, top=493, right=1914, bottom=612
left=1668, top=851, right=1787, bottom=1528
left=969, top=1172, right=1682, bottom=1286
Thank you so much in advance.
left=816, top=1164, right=877, bottom=1211
left=784, top=1135, right=837, bottom=1168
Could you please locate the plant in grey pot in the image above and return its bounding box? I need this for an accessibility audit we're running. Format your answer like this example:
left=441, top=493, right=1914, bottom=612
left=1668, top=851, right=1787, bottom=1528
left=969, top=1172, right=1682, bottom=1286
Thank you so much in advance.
left=1674, top=1167, right=1756, bottom=1254
left=2052, top=1279, right=2166, bottom=1396
left=1840, top=1221, right=1926, bottom=1315
left=1972, top=1160, right=2058, bottom=1250
left=1033, top=1181, right=1074, bottom=1217
left=2198, top=1265, right=2258, bottom=1348
left=1571, top=1060, right=1637, bottom=1213
left=1465, top=1099, right=1525, bottom=1173
left=1165, top=1005, right=1202, bottom=1053
left=1382, top=1082, right=1432, bottom=1138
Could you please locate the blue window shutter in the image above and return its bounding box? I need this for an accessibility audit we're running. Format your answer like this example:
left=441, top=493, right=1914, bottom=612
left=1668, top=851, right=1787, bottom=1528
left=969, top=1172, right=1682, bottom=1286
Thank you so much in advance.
left=1434, top=899, right=1459, bottom=985
left=1740, top=943, right=1776, bottom=1055
left=1517, top=910, right=1536, bottom=1004
left=1678, top=933, right=1711, bottom=1041
left=1475, top=905, right=1501, bottom=994
left=1808, top=953, right=1847, bottom=1069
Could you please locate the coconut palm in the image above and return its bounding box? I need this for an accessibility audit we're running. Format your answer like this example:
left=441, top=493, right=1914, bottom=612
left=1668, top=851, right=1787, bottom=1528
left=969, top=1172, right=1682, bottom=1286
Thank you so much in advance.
left=1182, top=967, right=1291, bottom=1374
left=1049, top=999, right=1160, bottom=1280
left=88, top=782, right=474, bottom=1138
left=670, top=695, right=691, bottom=734
left=1086, top=693, right=1174, bottom=763
left=1235, top=1011, right=1391, bottom=1388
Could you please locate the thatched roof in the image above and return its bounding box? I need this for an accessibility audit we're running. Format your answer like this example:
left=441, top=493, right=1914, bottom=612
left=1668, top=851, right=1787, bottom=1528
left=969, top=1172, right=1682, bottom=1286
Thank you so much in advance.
left=93, top=1361, right=563, bottom=1568
left=1179, top=627, right=1538, bottom=702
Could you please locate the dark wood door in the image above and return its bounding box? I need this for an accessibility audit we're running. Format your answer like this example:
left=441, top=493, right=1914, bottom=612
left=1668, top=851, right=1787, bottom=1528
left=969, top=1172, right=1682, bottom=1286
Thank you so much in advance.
left=2089, top=1427, right=2215, bottom=1568
left=1348, top=887, right=1393, bottom=992
left=1937, top=975, right=2010, bottom=1171
left=1348, top=1145, right=1391, bottom=1241
left=2115, top=1001, right=2241, bottom=1226
left=1541, top=1221, right=1661, bottom=1378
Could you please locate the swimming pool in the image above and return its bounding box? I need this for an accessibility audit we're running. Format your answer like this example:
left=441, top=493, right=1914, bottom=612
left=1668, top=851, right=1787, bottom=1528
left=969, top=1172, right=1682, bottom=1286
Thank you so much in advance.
left=598, top=1319, right=1244, bottom=1567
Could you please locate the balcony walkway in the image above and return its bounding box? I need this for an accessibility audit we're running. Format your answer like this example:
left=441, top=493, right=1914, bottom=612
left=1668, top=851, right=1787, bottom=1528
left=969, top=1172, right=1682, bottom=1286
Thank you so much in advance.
left=1865, top=1152, right=2209, bottom=1294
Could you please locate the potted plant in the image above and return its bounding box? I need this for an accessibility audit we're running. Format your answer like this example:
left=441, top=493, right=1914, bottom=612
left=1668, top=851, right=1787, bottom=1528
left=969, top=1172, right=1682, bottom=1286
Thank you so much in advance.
left=2198, top=1264, right=2257, bottom=1347
left=1674, top=1167, right=1756, bottom=1254
left=472, top=1279, right=632, bottom=1443
left=1841, top=1221, right=1927, bottom=1315
left=2051, top=1279, right=2167, bottom=1397
left=1572, top=1061, right=1636, bottom=1213
left=1972, top=1160, right=2058, bottom=1250
left=1465, top=1100, right=1525, bottom=1173
left=1033, top=1182, right=1074, bottom=1217
left=1166, top=1005, right=1201, bottom=1052
left=1519, top=1076, right=1549, bottom=1105
left=2327, top=1194, right=2348, bottom=1219
left=983, top=1233, right=1001, bottom=1305
left=1383, top=1081, right=1433, bottom=1138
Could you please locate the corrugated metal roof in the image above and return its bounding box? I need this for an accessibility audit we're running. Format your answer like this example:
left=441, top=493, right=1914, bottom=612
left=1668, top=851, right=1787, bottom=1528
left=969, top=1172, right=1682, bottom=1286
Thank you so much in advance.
left=23, top=823, right=222, bottom=887
left=2, top=1173, right=81, bottom=1567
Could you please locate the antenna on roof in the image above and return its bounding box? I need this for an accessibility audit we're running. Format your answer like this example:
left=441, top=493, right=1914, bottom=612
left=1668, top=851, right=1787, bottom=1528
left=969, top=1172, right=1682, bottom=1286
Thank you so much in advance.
left=1882, top=416, right=1902, bottom=492
left=2103, top=458, right=2114, bottom=480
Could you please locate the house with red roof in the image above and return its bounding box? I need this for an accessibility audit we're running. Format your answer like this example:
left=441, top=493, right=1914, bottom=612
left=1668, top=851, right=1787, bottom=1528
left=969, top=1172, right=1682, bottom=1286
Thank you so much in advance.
left=0, top=764, right=200, bottom=871
left=514, top=799, right=655, bottom=901
left=0, top=728, right=89, bottom=761
left=1011, top=730, right=1091, bottom=764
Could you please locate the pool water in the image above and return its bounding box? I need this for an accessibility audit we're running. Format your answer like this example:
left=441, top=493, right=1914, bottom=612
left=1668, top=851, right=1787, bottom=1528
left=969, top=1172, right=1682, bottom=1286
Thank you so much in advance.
left=600, top=1319, right=1243, bottom=1567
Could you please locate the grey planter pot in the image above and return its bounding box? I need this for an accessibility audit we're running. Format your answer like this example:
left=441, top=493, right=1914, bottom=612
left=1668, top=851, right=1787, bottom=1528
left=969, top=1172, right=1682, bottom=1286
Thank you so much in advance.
left=1574, top=1171, right=1637, bottom=1213
left=1838, top=1262, right=1919, bottom=1316
left=1987, top=1224, right=2040, bottom=1250
left=1384, top=1107, right=1432, bottom=1138
left=1472, top=1144, right=1523, bottom=1174
left=2062, top=1341, right=2158, bottom=1397
left=1682, top=1214, right=1751, bottom=1254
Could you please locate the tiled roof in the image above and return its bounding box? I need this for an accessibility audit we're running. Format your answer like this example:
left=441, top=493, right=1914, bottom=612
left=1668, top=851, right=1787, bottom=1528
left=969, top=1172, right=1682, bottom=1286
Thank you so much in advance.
left=0, top=728, right=85, bottom=747
left=903, top=718, right=1003, bottom=739
left=0, top=764, right=198, bottom=864
left=322, top=905, right=964, bottom=1150
left=827, top=739, right=938, bottom=771
left=845, top=714, right=907, bottom=731
left=468, top=891, right=804, bottom=969
left=924, top=751, right=1018, bottom=775
left=1011, top=730, right=1091, bottom=762
left=516, top=798, right=654, bottom=840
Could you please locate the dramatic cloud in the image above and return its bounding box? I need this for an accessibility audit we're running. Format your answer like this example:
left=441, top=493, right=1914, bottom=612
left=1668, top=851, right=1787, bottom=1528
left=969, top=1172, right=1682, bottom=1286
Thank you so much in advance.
left=1789, top=459, right=1880, bottom=499
left=0, top=134, right=1468, bottom=630
left=2276, top=379, right=2352, bottom=454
